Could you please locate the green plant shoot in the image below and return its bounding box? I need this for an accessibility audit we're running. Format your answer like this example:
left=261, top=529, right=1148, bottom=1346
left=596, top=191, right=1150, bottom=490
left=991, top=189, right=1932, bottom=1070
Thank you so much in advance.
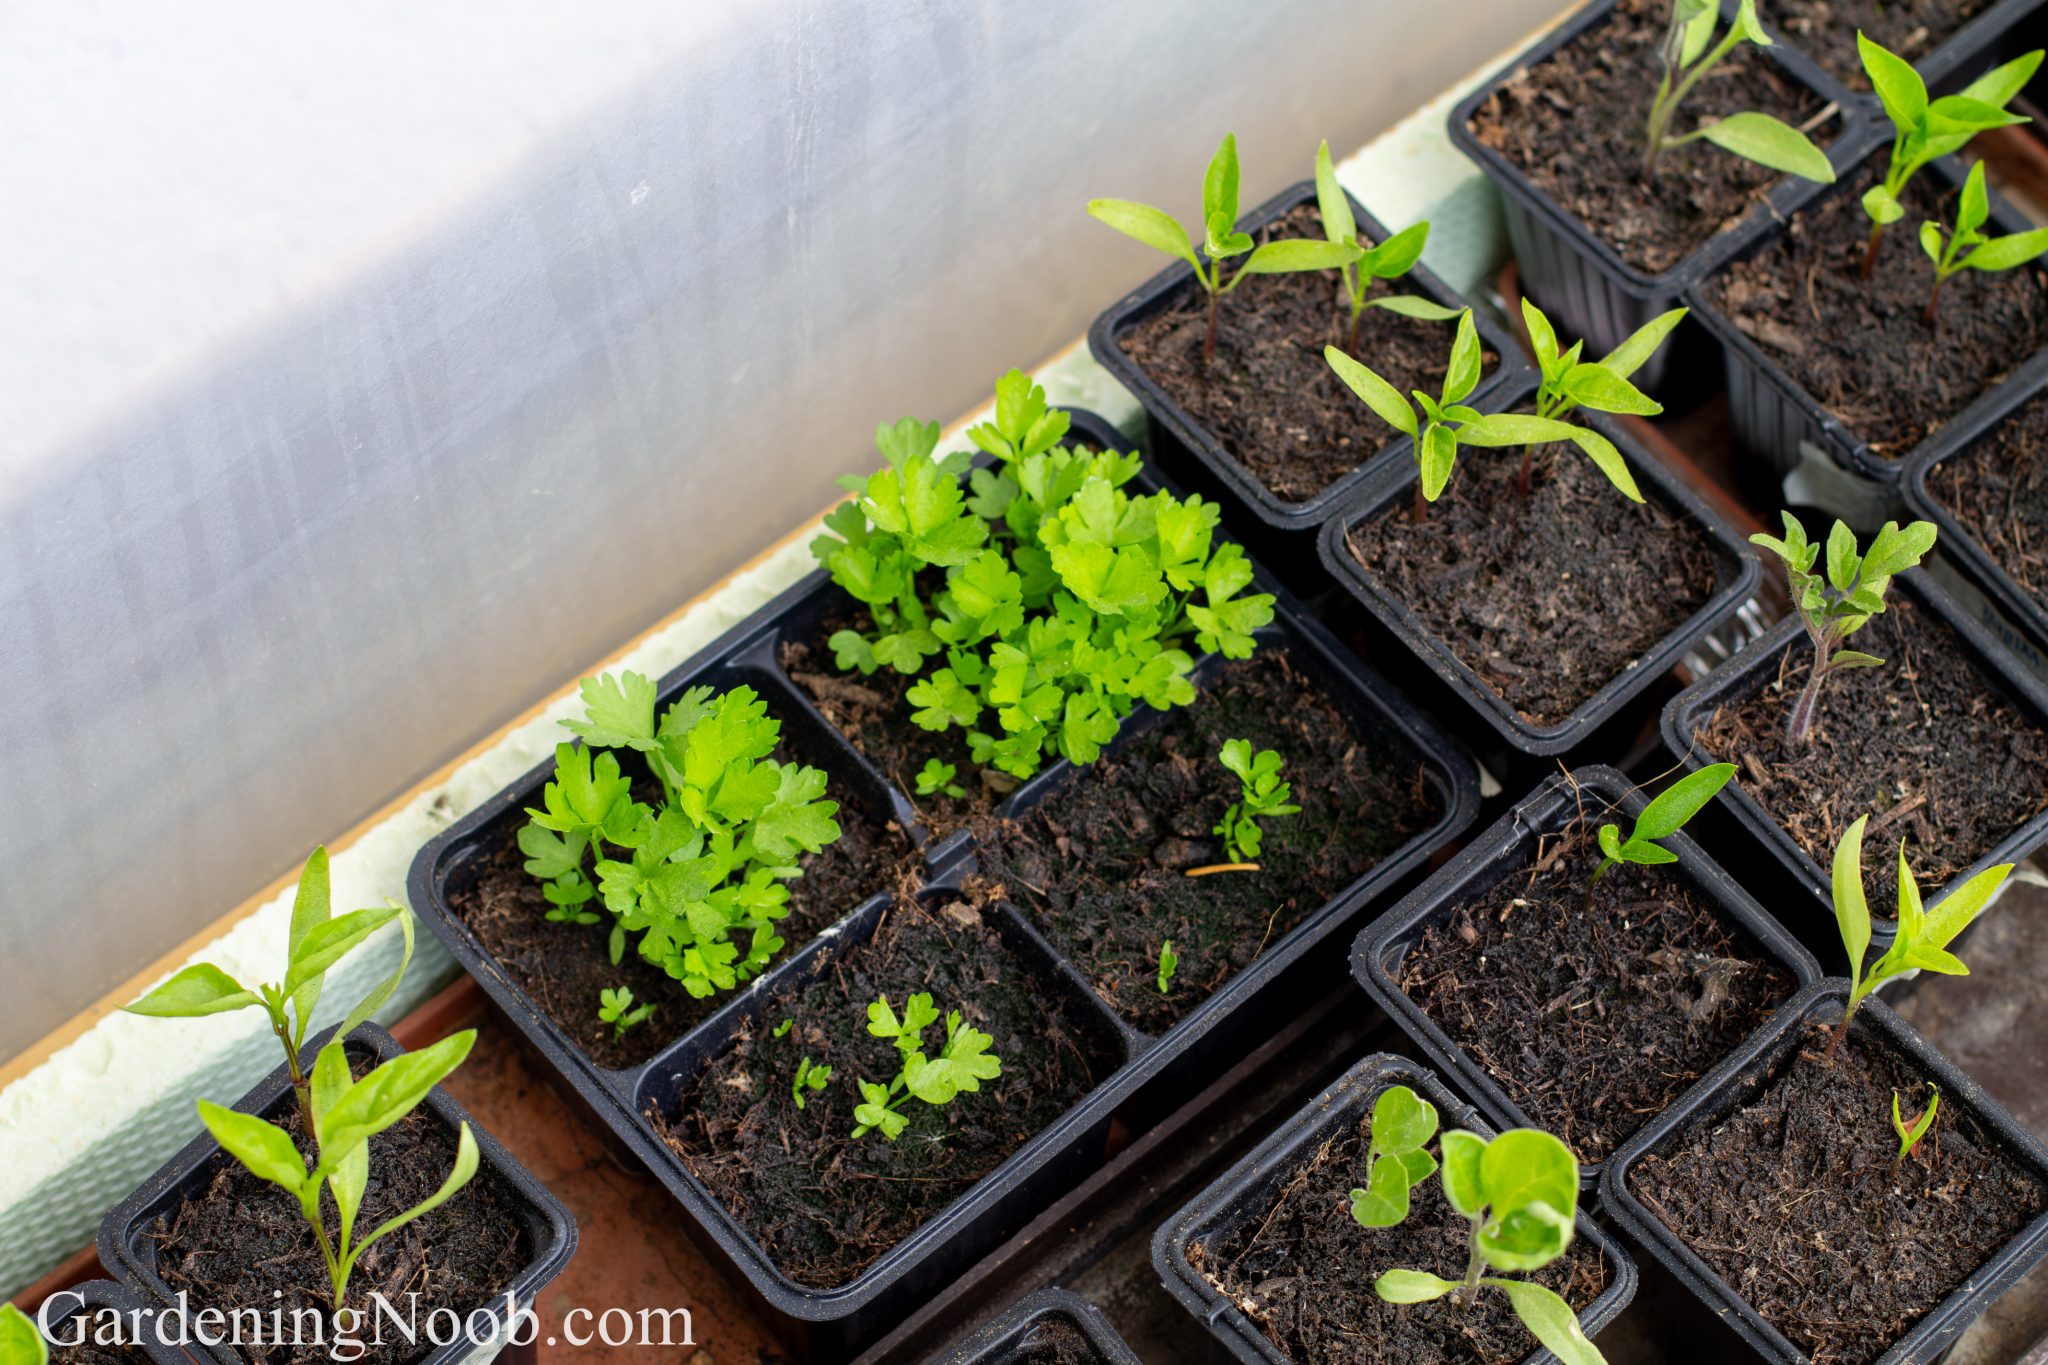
left=1157, top=940, right=1178, bottom=995
left=1348, top=1084, right=1441, bottom=1228
left=1892, top=1084, right=1940, bottom=1178
left=126, top=847, right=415, bottom=1126
left=916, top=758, right=967, bottom=800
left=792, top=1056, right=833, bottom=1110
left=1748, top=515, right=1936, bottom=745
left=851, top=992, right=1003, bottom=1141
left=1593, top=764, right=1737, bottom=882
left=1206, top=738, right=1301, bottom=868
left=1521, top=299, right=1692, bottom=500
left=0, top=1304, right=46, bottom=1365
left=1828, top=814, right=2010, bottom=1061
left=1643, top=0, right=1835, bottom=184
left=599, top=986, right=655, bottom=1041
left=1315, top=140, right=1461, bottom=353
left=1920, top=160, right=2048, bottom=326
left=1090, top=134, right=1362, bottom=366
left=1857, top=35, right=2040, bottom=277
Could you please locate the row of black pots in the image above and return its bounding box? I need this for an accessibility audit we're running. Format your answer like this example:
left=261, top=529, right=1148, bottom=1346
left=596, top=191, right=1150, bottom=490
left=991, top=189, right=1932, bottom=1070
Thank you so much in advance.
left=407, top=410, right=1484, bottom=1360
left=55, top=1022, right=577, bottom=1365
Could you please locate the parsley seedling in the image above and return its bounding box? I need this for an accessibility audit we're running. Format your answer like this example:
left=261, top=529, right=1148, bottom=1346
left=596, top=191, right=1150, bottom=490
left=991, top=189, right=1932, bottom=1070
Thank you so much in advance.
left=1857, top=35, right=2039, bottom=278
left=792, top=1057, right=833, bottom=1110
left=916, top=758, right=967, bottom=800
left=1197, top=739, right=1300, bottom=873
left=1315, top=140, right=1461, bottom=354
left=1748, top=515, right=1936, bottom=745
left=522, top=676, right=843, bottom=1003
left=599, top=986, right=655, bottom=1042
left=1348, top=1084, right=1441, bottom=1228
left=1643, top=0, right=1834, bottom=184
left=0, top=1303, right=46, bottom=1365
left=127, top=847, right=415, bottom=1127
left=1892, top=1084, right=1940, bottom=1180
left=1157, top=940, right=1178, bottom=995
left=1374, top=1126, right=1607, bottom=1365
left=1919, top=160, right=2048, bottom=327
left=1827, top=813, right=2010, bottom=1061
left=1090, top=134, right=1361, bottom=367
left=1593, top=764, right=1735, bottom=882
left=850, top=992, right=1003, bottom=1141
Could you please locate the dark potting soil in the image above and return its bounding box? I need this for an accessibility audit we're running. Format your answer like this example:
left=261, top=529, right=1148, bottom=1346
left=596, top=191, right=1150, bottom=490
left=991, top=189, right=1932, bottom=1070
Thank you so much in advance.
left=995, top=1317, right=1097, bottom=1364
left=1704, top=160, right=2048, bottom=462
left=1928, top=394, right=2048, bottom=602
left=449, top=747, right=913, bottom=1072
left=47, top=1321, right=149, bottom=1365
left=1344, top=435, right=1722, bottom=726
left=1397, top=828, right=1797, bottom=1163
left=1469, top=0, right=1835, bottom=275
left=1773, top=0, right=1997, bottom=91
left=1190, top=1092, right=1610, bottom=1365
left=973, top=647, right=1441, bottom=1035
left=651, top=894, right=1121, bottom=1289
left=149, top=1056, right=532, bottom=1365
left=1117, top=203, right=1497, bottom=505
left=1631, top=1015, right=2047, bottom=1364
left=1691, top=593, right=2048, bottom=905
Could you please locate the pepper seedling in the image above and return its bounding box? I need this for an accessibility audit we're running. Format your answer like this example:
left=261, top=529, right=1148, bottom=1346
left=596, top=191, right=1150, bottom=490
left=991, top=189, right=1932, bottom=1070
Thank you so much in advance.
left=792, top=1057, right=833, bottom=1110
left=0, top=1304, right=45, bottom=1365
left=1643, top=0, right=1834, bottom=184
left=1156, top=940, right=1178, bottom=995
left=851, top=992, right=1003, bottom=1141
left=916, top=758, right=967, bottom=800
left=1919, top=160, right=2048, bottom=327
left=1892, top=1084, right=1940, bottom=1180
left=1520, top=299, right=1692, bottom=500
left=1314, top=140, right=1461, bottom=354
left=1374, top=1126, right=1606, bottom=1365
left=1090, top=133, right=1362, bottom=366
left=1748, top=514, right=1936, bottom=745
left=1592, top=763, right=1736, bottom=883
left=1827, top=813, right=2010, bottom=1061
left=1197, top=738, right=1300, bottom=873
left=1348, top=1084, right=1441, bottom=1228
left=599, top=986, right=656, bottom=1041
left=126, top=846, right=415, bottom=1127
left=1324, top=312, right=1593, bottom=520
left=1857, top=35, right=2039, bottom=277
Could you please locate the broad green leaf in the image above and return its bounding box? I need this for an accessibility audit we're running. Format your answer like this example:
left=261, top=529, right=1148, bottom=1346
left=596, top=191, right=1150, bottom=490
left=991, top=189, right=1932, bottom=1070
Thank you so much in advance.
left=1480, top=1129, right=1579, bottom=1228
left=1831, top=650, right=1887, bottom=669
left=1480, top=1196, right=1574, bottom=1271
left=1560, top=363, right=1661, bottom=416
left=1864, top=184, right=1905, bottom=226
left=1348, top=1154, right=1415, bottom=1228
left=1439, top=1130, right=1488, bottom=1216
left=1598, top=824, right=1626, bottom=865
left=1371, top=1084, right=1439, bottom=1154
left=1566, top=426, right=1644, bottom=502
left=1325, top=347, right=1418, bottom=437
left=1696, top=112, right=1835, bottom=183
left=197, top=1100, right=307, bottom=1193
left=1375, top=1269, right=1459, bottom=1304
left=1957, top=50, right=2045, bottom=109
left=1677, top=0, right=1717, bottom=67
left=1419, top=424, right=1459, bottom=501
left=316, top=1030, right=476, bottom=1171
left=1313, top=139, right=1355, bottom=248
left=334, top=902, right=416, bottom=1043
left=1923, top=219, right=1947, bottom=265
left=1087, top=199, right=1201, bottom=275
left=1484, top=1278, right=1608, bottom=1365
left=1368, top=295, right=1464, bottom=321
left=1826, top=519, right=1860, bottom=594
left=1965, top=226, right=2048, bottom=272
left=282, top=903, right=403, bottom=1001
left=1859, top=31, right=1928, bottom=133
left=1861, top=520, right=1937, bottom=580
left=0, top=1303, right=44, bottom=1365
left=347, top=1123, right=480, bottom=1273
left=1834, top=815, right=1873, bottom=987
left=1522, top=299, right=1560, bottom=373
left=1365, top=221, right=1431, bottom=280
left=1234, top=238, right=1362, bottom=278
left=1203, top=134, right=1241, bottom=252
left=1600, top=308, right=1687, bottom=380
left=1922, top=862, right=2011, bottom=949
left=1442, top=310, right=1482, bottom=404
left=126, top=963, right=261, bottom=1019
left=1730, top=0, right=1771, bottom=47
left=1618, top=840, right=1680, bottom=866
left=563, top=671, right=659, bottom=752
left=1455, top=413, right=1582, bottom=448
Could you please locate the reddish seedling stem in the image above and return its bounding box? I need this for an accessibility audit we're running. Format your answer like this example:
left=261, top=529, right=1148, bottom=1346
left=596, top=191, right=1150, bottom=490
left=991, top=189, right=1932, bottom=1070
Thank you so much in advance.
left=1923, top=276, right=1946, bottom=331
left=1860, top=224, right=1883, bottom=281
left=1411, top=482, right=1427, bottom=525
left=1517, top=445, right=1534, bottom=500
left=1204, top=289, right=1219, bottom=369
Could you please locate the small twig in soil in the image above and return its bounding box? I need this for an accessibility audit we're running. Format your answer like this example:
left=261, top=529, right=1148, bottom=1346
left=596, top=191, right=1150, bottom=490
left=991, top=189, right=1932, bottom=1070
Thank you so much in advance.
left=1184, top=861, right=1261, bottom=877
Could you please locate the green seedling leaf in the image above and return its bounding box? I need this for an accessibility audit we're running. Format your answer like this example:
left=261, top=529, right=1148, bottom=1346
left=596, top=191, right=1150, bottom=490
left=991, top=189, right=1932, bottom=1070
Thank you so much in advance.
left=1348, top=1083, right=1442, bottom=1227
left=1156, top=940, right=1178, bottom=995
left=1484, top=1278, right=1608, bottom=1365
left=1693, top=112, right=1837, bottom=181
left=1374, top=1269, right=1460, bottom=1303
left=125, top=963, right=262, bottom=1019
left=1647, top=1, right=1832, bottom=189
left=0, top=1303, right=47, bottom=1365
left=1597, top=306, right=1686, bottom=381
left=1592, top=764, right=1736, bottom=882
left=1892, top=1084, right=1940, bottom=1168
left=1210, top=738, right=1300, bottom=864
left=197, top=1100, right=307, bottom=1193
left=317, top=1030, right=476, bottom=1171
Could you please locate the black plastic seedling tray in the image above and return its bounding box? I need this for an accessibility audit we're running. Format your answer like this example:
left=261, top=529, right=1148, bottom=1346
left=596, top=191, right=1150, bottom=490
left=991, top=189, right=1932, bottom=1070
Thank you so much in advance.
left=406, top=408, right=1482, bottom=1359
left=1087, top=177, right=1525, bottom=575
left=95, top=1023, right=577, bottom=1365
left=923, top=1288, right=1140, bottom=1364
left=1447, top=0, right=1865, bottom=401
left=1316, top=383, right=1761, bottom=761
left=1151, top=1052, right=1639, bottom=1365
left=1786, top=0, right=2048, bottom=111
left=1660, top=567, right=2048, bottom=943
left=1600, top=979, right=2048, bottom=1365
left=1351, top=765, right=1823, bottom=1193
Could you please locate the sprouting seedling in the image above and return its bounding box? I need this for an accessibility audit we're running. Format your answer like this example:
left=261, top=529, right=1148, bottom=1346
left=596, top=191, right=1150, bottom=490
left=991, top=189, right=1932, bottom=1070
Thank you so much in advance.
left=126, top=847, right=415, bottom=1128
left=792, top=1057, right=833, bottom=1110
left=0, top=1303, right=46, bottom=1365
left=1348, top=1084, right=1441, bottom=1228
left=599, top=986, right=655, bottom=1042
left=1643, top=0, right=1835, bottom=184
left=1197, top=738, right=1301, bottom=874
left=1374, top=1126, right=1607, bottom=1365
left=1156, top=940, right=1178, bottom=995
left=1090, top=133, right=1362, bottom=367
left=1748, top=514, right=1936, bottom=745
left=1314, top=140, right=1461, bottom=355
left=1857, top=35, right=2039, bottom=278
left=773, top=1017, right=794, bottom=1039
left=915, top=758, right=967, bottom=800
left=1325, top=312, right=1599, bottom=521
left=1919, top=160, right=2048, bottom=327
left=1892, top=1085, right=1940, bottom=1180
left=1521, top=299, right=1692, bottom=500
left=850, top=992, right=1003, bottom=1141
left=1592, top=764, right=1736, bottom=883
left=1827, top=813, right=2010, bottom=1062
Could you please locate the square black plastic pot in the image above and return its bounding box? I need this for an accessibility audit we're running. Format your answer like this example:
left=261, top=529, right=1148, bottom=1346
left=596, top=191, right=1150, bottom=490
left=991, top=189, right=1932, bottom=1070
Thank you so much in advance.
left=1448, top=0, right=1866, bottom=402
left=927, top=1288, right=1141, bottom=1365
left=1315, top=387, right=1762, bottom=760
left=1350, top=764, right=1822, bottom=1196
left=1659, top=567, right=2048, bottom=942
left=1151, top=1052, right=1638, bottom=1365
left=1086, top=177, right=1525, bottom=577
left=1688, top=144, right=2046, bottom=493
left=29, top=1280, right=187, bottom=1364
left=1793, top=0, right=2048, bottom=112
left=1600, top=979, right=2048, bottom=1364
left=95, top=1022, right=577, bottom=1365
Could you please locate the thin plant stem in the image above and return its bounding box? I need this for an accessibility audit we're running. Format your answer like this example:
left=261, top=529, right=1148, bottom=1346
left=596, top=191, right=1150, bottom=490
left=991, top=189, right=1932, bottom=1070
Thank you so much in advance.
left=1786, top=641, right=1831, bottom=745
